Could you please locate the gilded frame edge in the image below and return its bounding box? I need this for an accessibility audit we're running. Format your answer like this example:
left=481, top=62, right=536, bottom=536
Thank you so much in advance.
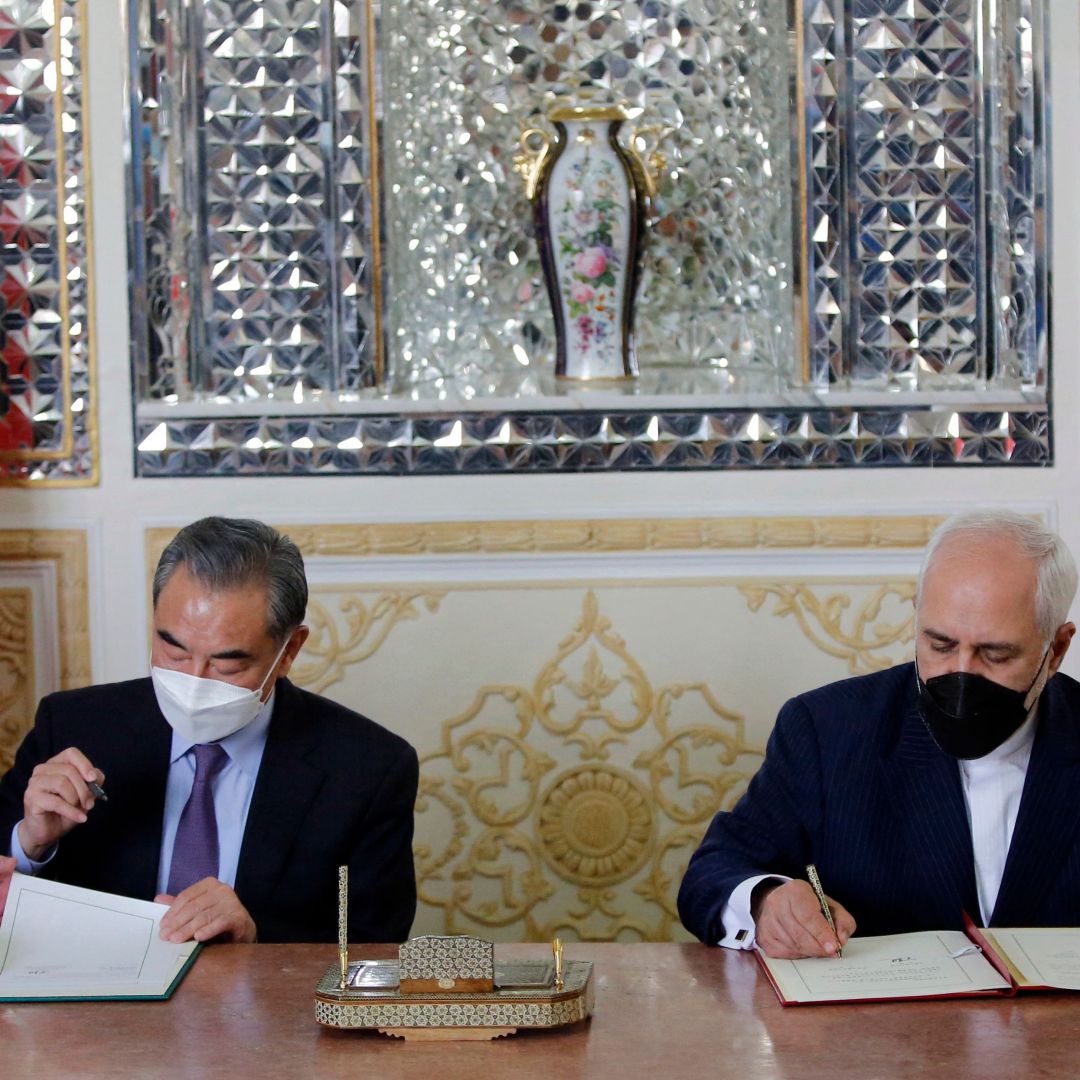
left=0, top=529, right=92, bottom=691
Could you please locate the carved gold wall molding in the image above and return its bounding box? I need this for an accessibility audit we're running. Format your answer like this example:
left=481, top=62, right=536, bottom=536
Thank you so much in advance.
left=291, top=590, right=445, bottom=694
left=147, top=516, right=945, bottom=575
left=416, top=590, right=765, bottom=943
left=0, top=590, right=34, bottom=774
left=261, top=515, right=947, bottom=557
left=0, top=529, right=90, bottom=770
left=740, top=582, right=915, bottom=674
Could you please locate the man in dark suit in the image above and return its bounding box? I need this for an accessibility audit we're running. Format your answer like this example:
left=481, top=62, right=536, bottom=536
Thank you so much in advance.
left=0, top=517, right=417, bottom=944
left=679, top=509, right=1078, bottom=958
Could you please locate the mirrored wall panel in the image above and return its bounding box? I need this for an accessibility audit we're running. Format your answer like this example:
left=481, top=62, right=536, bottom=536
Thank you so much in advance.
left=380, top=0, right=793, bottom=397
left=1, top=0, right=96, bottom=485
left=128, top=0, right=1050, bottom=474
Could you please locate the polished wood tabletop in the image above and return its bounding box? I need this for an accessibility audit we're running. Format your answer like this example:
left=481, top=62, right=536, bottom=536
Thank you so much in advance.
left=4, top=942, right=1080, bottom=1079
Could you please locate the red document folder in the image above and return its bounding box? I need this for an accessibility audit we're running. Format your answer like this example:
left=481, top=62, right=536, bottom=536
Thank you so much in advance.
left=755, top=916, right=1080, bottom=1006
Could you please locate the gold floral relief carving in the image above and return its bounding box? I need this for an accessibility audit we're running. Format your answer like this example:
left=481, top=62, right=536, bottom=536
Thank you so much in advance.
left=423, top=689, right=558, bottom=836
left=740, top=583, right=915, bottom=675
left=290, top=591, right=445, bottom=695
left=634, top=828, right=709, bottom=919
left=417, top=590, right=764, bottom=943
left=534, top=591, right=652, bottom=758
left=537, top=766, right=654, bottom=887
left=0, top=530, right=89, bottom=770
left=451, top=827, right=555, bottom=930
left=637, top=683, right=761, bottom=824
left=0, top=590, right=34, bottom=774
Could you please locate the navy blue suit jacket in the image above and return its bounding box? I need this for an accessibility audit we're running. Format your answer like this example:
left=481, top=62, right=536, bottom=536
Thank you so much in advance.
left=0, top=677, right=418, bottom=944
left=678, top=663, right=1080, bottom=943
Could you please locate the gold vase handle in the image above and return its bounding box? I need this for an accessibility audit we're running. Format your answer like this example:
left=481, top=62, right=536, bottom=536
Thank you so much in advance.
left=626, top=125, right=669, bottom=208
left=515, top=127, right=552, bottom=202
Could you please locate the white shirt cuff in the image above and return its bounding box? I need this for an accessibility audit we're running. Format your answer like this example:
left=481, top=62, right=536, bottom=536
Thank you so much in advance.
left=718, top=873, right=792, bottom=949
left=10, top=822, right=56, bottom=875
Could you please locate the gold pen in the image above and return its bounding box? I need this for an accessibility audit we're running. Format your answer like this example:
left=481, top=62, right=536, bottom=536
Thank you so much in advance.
left=806, top=863, right=842, bottom=958
left=337, top=865, right=349, bottom=990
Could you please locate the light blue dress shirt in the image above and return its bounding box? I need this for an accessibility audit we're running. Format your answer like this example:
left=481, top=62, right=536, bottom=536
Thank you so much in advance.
left=11, top=691, right=275, bottom=893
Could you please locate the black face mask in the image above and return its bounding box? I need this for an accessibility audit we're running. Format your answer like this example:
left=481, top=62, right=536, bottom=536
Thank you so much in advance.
left=917, top=649, right=1050, bottom=760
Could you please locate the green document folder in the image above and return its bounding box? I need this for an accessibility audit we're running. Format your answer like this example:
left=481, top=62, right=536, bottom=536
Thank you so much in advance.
left=0, top=873, right=204, bottom=1001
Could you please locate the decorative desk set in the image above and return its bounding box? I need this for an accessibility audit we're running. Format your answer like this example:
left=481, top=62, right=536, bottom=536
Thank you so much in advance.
left=314, top=867, right=594, bottom=1041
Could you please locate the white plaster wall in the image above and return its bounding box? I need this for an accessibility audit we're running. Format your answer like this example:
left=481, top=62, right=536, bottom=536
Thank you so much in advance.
left=1, top=0, right=1077, bottom=690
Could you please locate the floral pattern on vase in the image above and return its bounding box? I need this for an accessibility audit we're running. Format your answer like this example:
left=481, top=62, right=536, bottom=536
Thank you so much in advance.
left=528, top=105, right=648, bottom=381
left=557, top=158, right=624, bottom=371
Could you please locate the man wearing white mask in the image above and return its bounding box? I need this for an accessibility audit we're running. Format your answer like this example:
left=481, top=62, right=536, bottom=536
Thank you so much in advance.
left=0, top=517, right=418, bottom=944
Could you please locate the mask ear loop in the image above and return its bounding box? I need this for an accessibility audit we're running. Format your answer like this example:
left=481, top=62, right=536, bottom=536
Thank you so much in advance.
left=1022, top=642, right=1054, bottom=714
left=257, top=636, right=292, bottom=700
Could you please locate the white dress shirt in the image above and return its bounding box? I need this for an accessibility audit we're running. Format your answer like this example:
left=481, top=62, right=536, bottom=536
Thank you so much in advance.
left=718, top=711, right=1039, bottom=948
left=11, top=692, right=274, bottom=894
left=958, top=706, right=1036, bottom=924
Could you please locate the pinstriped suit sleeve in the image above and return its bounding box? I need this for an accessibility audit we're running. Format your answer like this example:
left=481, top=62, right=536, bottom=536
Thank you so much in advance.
left=677, top=696, right=825, bottom=944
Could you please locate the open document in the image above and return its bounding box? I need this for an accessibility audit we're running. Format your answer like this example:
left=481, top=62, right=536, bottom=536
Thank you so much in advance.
left=980, top=928, right=1080, bottom=991
left=0, top=873, right=200, bottom=1001
left=758, top=921, right=1080, bottom=1005
left=758, top=931, right=1012, bottom=1005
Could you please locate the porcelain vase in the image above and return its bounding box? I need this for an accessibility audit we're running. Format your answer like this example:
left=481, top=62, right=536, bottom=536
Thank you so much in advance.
left=520, top=105, right=652, bottom=381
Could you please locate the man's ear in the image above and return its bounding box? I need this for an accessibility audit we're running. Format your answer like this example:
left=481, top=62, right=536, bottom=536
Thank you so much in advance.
left=276, top=625, right=310, bottom=679
left=1048, top=622, right=1076, bottom=677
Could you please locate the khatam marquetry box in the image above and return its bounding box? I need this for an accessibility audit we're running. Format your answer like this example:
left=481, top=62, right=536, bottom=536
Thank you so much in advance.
left=314, top=935, right=593, bottom=1041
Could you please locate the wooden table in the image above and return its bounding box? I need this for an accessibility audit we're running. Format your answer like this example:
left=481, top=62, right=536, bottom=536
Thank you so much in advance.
left=4, top=943, right=1080, bottom=1079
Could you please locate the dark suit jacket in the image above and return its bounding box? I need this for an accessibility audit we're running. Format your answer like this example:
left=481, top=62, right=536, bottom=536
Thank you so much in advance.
left=678, top=663, right=1080, bottom=943
left=0, top=677, right=418, bottom=944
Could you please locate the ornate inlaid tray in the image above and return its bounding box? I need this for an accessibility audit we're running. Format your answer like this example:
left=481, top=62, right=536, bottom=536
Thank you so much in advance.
left=314, top=924, right=593, bottom=1041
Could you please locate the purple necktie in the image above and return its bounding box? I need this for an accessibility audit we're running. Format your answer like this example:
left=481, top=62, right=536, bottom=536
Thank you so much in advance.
left=167, top=743, right=229, bottom=895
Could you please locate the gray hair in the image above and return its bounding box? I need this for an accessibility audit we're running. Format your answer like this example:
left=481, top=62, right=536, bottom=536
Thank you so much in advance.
left=153, top=517, right=307, bottom=641
left=917, top=510, right=1078, bottom=639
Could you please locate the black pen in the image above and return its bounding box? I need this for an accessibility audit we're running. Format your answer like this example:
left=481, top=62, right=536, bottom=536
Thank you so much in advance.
left=806, top=863, right=842, bottom=958
left=87, top=780, right=108, bottom=803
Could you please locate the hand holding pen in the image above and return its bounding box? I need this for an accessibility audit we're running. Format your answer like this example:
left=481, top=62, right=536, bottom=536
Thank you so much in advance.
left=751, top=872, right=856, bottom=960
left=17, top=746, right=106, bottom=862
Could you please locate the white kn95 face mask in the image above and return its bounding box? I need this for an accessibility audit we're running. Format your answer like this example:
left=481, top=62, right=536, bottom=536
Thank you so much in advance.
left=150, top=638, right=288, bottom=744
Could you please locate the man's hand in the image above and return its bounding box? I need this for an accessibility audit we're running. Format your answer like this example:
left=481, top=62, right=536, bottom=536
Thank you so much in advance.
left=0, top=855, right=14, bottom=919
left=752, top=879, right=856, bottom=958
left=18, top=747, right=105, bottom=861
left=156, top=878, right=257, bottom=944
